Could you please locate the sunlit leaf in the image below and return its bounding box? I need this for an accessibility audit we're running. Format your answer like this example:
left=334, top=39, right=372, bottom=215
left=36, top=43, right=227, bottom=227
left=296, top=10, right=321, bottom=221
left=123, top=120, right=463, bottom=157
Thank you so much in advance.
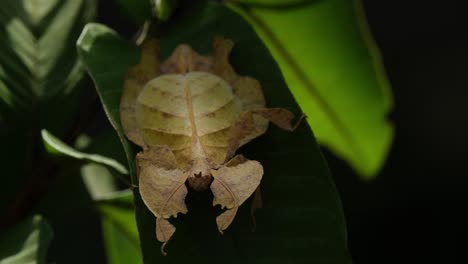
left=231, top=0, right=393, bottom=177
left=151, top=0, right=179, bottom=21
left=81, top=163, right=119, bottom=200
left=80, top=161, right=142, bottom=264
left=114, top=0, right=178, bottom=24
left=96, top=190, right=143, bottom=264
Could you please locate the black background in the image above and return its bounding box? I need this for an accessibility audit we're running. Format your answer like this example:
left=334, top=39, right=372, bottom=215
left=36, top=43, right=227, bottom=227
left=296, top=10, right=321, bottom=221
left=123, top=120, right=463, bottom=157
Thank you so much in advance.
left=329, top=1, right=468, bottom=263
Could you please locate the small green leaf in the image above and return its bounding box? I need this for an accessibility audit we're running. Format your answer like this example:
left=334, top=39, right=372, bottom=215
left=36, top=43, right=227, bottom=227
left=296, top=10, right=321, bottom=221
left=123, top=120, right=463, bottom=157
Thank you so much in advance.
left=77, top=1, right=351, bottom=262
left=231, top=0, right=393, bottom=178
left=113, top=0, right=152, bottom=25
left=151, top=0, right=179, bottom=21
left=41, top=129, right=129, bottom=175
left=114, top=0, right=178, bottom=24
left=0, top=215, right=53, bottom=264
left=81, top=163, right=119, bottom=200
left=232, top=0, right=311, bottom=7
left=96, top=190, right=143, bottom=264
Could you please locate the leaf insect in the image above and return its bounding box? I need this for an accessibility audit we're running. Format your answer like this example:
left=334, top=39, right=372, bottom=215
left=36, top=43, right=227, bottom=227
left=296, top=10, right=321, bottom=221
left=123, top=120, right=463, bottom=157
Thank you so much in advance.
left=120, top=36, right=302, bottom=255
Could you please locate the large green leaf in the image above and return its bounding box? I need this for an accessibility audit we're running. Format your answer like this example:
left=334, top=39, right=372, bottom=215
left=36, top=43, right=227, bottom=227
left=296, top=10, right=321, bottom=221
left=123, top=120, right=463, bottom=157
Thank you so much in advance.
left=231, top=0, right=393, bottom=178
left=34, top=161, right=106, bottom=263
left=0, top=215, right=53, bottom=264
left=80, top=160, right=142, bottom=264
left=96, top=190, right=143, bottom=264
left=0, top=0, right=95, bottom=120
left=77, top=1, right=350, bottom=263
left=76, top=22, right=139, bottom=178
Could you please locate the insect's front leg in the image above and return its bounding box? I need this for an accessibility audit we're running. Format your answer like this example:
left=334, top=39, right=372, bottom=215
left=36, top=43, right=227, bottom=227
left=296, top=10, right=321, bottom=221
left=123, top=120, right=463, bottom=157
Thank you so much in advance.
left=250, top=187, right=262, bottom=232
left=137, top=146, right=188, bottom=255
left=210, top=154, right=264, bottom=234
left=224, top=155, right=263, bottom=231
left=224, top=108, right=304, bottom=162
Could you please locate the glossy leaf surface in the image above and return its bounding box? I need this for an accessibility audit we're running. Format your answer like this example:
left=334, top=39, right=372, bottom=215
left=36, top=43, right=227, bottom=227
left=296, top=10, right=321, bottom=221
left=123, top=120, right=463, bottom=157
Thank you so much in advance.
left=97, top=190, right=143, bottom=264
left=77, top=1, right=351, bottom=263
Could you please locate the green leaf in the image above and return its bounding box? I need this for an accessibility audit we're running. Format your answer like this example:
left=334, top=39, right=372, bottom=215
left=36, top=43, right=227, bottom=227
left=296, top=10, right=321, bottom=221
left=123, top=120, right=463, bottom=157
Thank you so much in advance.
left=113, top=0, right=152, bottom=25
left=96, top=190, right=143, bottom=264
left=0, top=215, right=53, bottom=264
left=0, top=0, right=96, bottom=119
left=151, top=0, right=179, bottom=21
left=77, top=1, right=351, bottom=263
left=81, top=163, right=119, bottom=200
left=76, top=23, right=139, bottom=178
left=231, top=0, right=393, bottom=178
left=79, top=129, right=129, bottom=172
left=41, top=129, right=129, bottom=175
left=232, top=0, right=311, bottom=7
left=113, top=0, right=178, bottom=24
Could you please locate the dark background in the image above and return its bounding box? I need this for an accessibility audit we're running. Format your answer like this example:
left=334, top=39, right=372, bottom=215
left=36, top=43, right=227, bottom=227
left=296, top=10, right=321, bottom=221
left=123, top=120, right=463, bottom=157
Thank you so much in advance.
left=329, top=1, right=468, bottom=263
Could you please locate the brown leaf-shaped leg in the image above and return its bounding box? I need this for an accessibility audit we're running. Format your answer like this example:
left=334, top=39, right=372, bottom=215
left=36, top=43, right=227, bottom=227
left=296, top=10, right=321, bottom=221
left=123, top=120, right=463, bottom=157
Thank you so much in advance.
left=138, top=147, right=188, bottom=254
left=225, top=154, right=247, bottom=167
left=139, top=165, right=188, bottom=219
left=224, top=112, right=265, bottom=162
left=211, top=37, right=267, bottom=114
left=215, top=207, right=238, bottom=234
left=156, top=217, right=176, bottom=256
left=211, top=36, right=237, bottom=83
left=120, top=39, right=161, bottom=146
left=253, top=108, right=304, bottom=132
left=210, top=160, right=263, bottom=233
left=232, top=76, right=266, bottom=111
left=250, top=187, right=262, bottom=232
left=225, top=108, right=304, bottom=161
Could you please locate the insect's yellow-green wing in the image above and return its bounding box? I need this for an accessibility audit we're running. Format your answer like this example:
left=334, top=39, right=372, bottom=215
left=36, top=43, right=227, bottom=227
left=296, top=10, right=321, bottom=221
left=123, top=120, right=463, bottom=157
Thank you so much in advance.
left=188, top=72, right=243, bottom=165
left=135, top=73, right=192, bottom=165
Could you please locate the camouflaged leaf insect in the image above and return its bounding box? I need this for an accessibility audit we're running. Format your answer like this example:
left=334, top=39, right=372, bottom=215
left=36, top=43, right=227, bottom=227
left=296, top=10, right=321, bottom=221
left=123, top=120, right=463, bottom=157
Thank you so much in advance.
left=120, top=36, right=300, bottom=255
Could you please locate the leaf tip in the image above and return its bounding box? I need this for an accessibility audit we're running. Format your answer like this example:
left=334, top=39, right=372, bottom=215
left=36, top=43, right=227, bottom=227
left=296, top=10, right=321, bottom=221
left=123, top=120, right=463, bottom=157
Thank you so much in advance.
left=77, top=23, right=117, bottom=53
